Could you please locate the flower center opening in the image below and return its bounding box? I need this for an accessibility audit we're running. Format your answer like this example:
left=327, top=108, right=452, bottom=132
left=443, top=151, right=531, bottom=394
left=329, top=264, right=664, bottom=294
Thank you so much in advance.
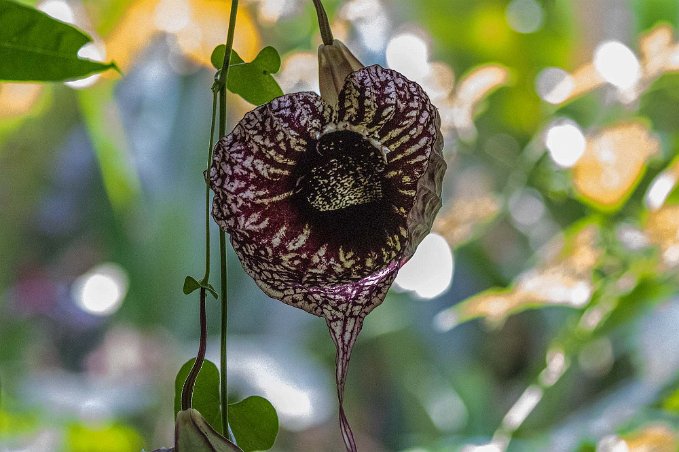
left=292, top=129, right=399, bottom=253
left=298, top=130, right=386, bottom=212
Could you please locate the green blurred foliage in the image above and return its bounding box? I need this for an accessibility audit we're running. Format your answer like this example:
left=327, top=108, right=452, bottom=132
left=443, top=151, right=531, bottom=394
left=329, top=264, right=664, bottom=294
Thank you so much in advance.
left=66, top=423, right=143, bottom=452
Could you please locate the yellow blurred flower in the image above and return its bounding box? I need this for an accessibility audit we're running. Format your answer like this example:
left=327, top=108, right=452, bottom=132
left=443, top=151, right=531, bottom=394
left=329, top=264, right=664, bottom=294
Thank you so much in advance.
left=573, top=122, right=660, bottom=210
left=104, top=0, right=260, bottom=74
left=542, top=25, right=679, bottom=105
left=438, top=64, right=510, bottom=140
left=0, top=83, right=43, bottom=119
left=175, top=0, right=260, bottom=67
left=439, top=224, right=601, bottom=329
left=645, top=204, right=679, bottom=268
left=622, top=424, right=679, bottom=452
left=640, top=25, right=679, bottom=78
left=434, top=195, right=501, bottom=247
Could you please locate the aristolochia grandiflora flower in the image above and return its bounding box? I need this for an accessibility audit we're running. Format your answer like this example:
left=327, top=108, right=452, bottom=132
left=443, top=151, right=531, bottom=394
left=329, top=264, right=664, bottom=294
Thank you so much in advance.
left=210, top=38, right=445, bottom=451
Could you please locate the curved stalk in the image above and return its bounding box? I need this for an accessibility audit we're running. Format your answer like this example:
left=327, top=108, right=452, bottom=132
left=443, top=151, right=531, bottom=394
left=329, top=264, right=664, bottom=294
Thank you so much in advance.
left=312, top=0, right=334, bottom=46
left=181, top=288, right=208, bottom=410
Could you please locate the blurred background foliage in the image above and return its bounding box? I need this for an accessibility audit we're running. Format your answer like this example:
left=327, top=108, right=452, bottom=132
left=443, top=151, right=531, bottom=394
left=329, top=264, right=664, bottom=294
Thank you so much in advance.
left=1, top=0, right=679, bottom=450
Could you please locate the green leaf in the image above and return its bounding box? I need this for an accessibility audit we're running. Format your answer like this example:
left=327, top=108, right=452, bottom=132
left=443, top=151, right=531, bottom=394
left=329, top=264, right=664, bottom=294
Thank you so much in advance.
left=0, top=0, right=116, bottom=81
left=174, top=359, right=222, bottom=434
left=183, top=276, right=218, bottom=299
left=210, top=45, right=244, bottom=70
left=176, top=409, right=241, bottom=452
left=210, top=45, right=283, bottom=106
left=229, top=396, right=278, bottom=451
left=211, top=45, right=237, bottom=69
left=183, top=276, right=202, bottom=295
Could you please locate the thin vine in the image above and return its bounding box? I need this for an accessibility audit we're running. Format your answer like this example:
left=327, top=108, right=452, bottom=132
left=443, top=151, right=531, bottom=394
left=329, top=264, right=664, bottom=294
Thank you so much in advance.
left=179, top=88, right=219, bottom=413
left=181, top=0, right=239, bottom=434
left=213, top=0, right=240, bottom=438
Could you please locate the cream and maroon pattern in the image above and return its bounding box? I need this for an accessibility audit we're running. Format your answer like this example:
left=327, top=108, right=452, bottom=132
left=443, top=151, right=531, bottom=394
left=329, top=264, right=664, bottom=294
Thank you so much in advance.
left=210, top=65, right=445, bottom=451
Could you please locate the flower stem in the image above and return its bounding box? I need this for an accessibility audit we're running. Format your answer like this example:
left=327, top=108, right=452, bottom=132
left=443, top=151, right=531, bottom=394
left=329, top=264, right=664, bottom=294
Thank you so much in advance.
left=312, top=0, right=334, bottom=46
left=181, top=288, right=208, bottom=411
left=215, top=0, right=239, bottom=439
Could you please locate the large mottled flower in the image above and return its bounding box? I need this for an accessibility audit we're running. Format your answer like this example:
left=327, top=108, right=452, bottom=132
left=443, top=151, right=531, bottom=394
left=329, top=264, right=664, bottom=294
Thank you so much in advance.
left=210, top=62, right=445, bottom=450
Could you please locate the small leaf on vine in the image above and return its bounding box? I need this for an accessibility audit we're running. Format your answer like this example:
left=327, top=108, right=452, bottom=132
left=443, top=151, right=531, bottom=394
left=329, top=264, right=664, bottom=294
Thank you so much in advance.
left=183, top=276, right=218, bottom=299
left=174, top=358, right=222, bottom=434
left=228, top=396, right=278, bottom=452
left=210, top=45, right=283, bottom=106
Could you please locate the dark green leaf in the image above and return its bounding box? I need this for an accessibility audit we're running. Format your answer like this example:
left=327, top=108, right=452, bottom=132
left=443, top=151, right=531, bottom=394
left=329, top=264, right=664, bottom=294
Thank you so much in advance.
left=0, top=0, right=116, bottom=81
left=229, top=396, right=278, bottom=451
left=176, top=409, right=241, bottom=451
left=183, top=276, right=201, bottom=295
left=174, top=359, right=222, bottom=434
left=183, top=276, right=218, bottom=299
left=210, top=45, right=283, bottom=106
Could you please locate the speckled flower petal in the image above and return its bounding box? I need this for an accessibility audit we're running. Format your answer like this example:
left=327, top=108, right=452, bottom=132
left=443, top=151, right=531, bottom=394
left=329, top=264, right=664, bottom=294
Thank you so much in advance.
left=210, top=65, right=445, bottom=452
left=211, top=92, right=330, bottom=231
left=336, top=65, right=446, bottom=255
left=334, top=65, right=398, bottom=137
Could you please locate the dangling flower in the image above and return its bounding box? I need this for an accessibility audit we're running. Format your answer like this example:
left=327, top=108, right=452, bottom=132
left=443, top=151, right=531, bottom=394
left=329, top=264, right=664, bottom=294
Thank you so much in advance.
left=209, top=4, right=445, bottom=451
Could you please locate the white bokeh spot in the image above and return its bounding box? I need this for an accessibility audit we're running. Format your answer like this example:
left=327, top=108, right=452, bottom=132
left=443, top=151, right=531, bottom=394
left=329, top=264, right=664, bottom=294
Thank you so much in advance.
left=395, top=233, right=454, bottom=299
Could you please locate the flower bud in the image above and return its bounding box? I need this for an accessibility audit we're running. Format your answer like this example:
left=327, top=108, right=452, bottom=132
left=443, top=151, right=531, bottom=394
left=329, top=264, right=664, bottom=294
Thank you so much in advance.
left=318, top=39, right=363, bottom=106
left=175, top=409, right=240, bottom=452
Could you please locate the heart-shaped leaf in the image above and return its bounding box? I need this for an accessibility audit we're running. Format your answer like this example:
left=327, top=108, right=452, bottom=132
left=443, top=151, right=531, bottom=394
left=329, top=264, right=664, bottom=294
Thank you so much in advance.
left=183, top=276, right=218, bottom=299
left=0, top=0, right=116, bottom=81
left=228, top=396, right=278, bottom=451
left=174, top=358, right=222, bottom=434
left=210, top=45, right=283, bottom=106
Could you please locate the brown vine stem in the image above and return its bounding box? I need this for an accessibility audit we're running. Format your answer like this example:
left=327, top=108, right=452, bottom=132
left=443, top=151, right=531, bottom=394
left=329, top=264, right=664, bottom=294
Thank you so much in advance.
left=181, top=288, right=208, bottom=411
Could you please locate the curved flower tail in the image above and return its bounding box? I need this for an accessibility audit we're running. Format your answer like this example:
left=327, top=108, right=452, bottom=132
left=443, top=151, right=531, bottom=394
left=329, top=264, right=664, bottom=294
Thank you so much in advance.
left=339, top=405, right=357, bottom=452
left=326, top=316, right=364, bottom=452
